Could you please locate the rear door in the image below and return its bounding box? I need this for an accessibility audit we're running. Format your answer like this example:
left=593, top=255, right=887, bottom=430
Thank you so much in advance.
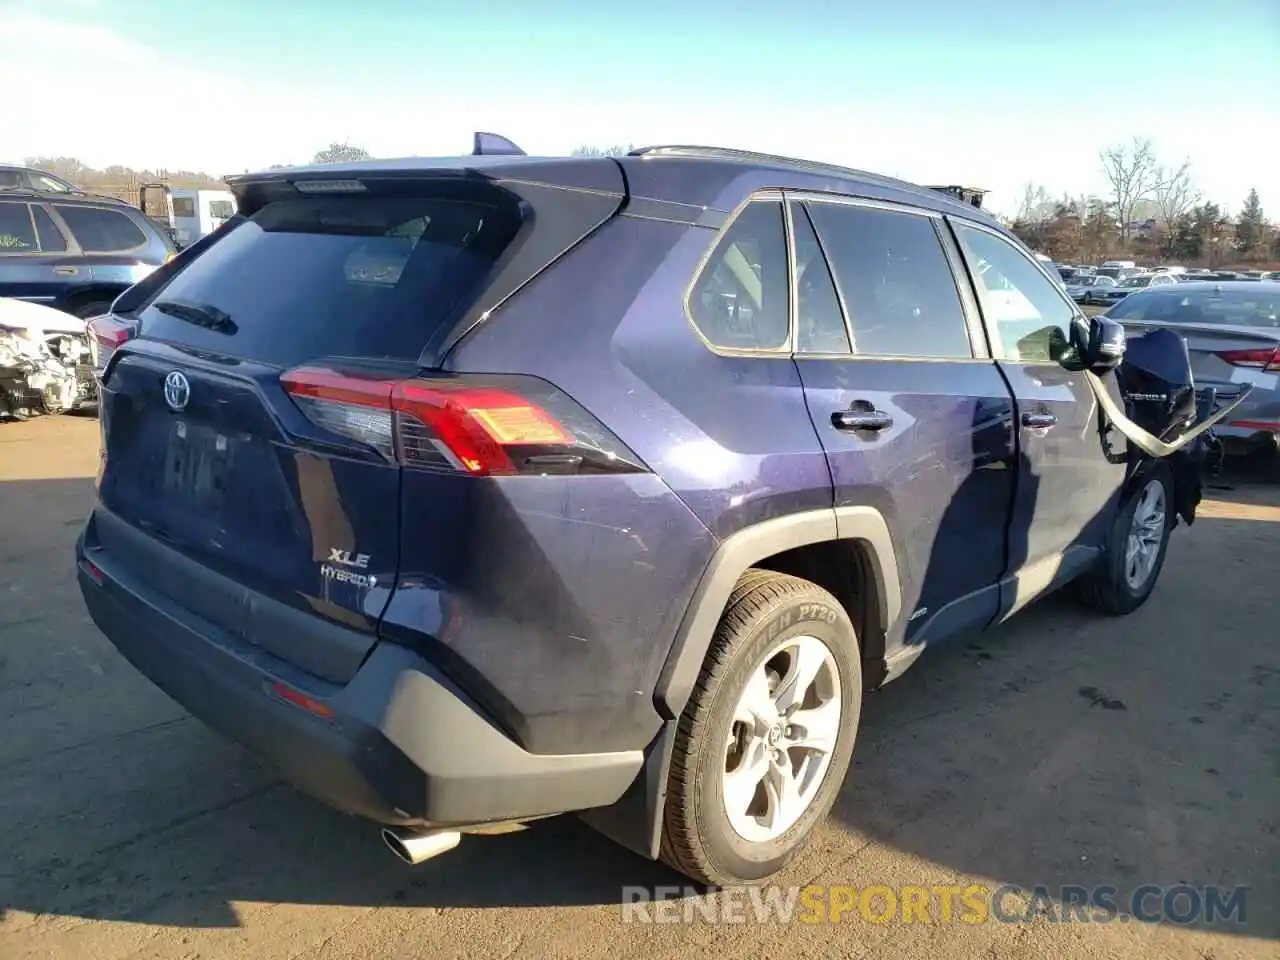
left=94, top=185, right=533, bottom=682
left=948, top=218, right=1126, bottom=615
left=0, top=200, right=80, bottom=304
left=789, top=194, right=1017, bottom=652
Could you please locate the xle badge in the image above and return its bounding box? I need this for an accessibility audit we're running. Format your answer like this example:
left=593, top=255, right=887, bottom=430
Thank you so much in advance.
left=321, top=548, right=376, bottom=588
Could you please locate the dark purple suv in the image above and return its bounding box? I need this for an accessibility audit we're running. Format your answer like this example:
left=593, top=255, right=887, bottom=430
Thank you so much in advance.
left=76, top=139, right=1188, bottom=886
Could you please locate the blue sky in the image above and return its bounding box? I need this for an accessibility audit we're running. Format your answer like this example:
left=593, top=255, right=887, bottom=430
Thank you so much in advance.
left=1, top=0, right=1276, bottom=216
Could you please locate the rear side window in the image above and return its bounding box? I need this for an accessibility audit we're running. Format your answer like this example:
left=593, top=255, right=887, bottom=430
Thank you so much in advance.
left=55, top=205, right=147, bottom=252
left=32, top=174, right=74, bottom=193
left=805, top=202, right=973, bottom=358
left=136, top=194, right=522, bottom=367
left=689, top=200, right=790, bottom=351
left=31, top=206, right=67, bottom=252
left=0, top=202, right=37, bottom=252
left=791, top=202, right=850, bottom=355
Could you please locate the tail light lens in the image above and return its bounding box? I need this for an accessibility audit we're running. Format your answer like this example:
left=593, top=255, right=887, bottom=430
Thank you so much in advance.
left=1216, top=347, right=1280, bottom=372
left=86, top=314, right=134, bottom=375
left=280, top=366, right=647, bottom=476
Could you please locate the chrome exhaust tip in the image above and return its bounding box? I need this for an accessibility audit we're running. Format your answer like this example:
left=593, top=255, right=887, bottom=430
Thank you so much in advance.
left=380, top=827, right=462, bottom=865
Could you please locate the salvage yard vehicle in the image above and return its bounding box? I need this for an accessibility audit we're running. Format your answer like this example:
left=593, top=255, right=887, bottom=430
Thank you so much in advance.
left=76, top=137, right=1249, bottom=887
left=140, top=184, right=237, bottom=249
left=1066, top=273, right=1116, bottom=304
left=1102, top=280, right=1280, bottom=458
left=0, top=190, right=176, bottom=318
left=0, top=297, right=96, bottom=417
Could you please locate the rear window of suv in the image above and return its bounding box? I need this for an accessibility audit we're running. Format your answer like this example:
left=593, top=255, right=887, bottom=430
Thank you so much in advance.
left=55, top=205, right=148, bottom=252
left=135, top=194, right=522, bottom=367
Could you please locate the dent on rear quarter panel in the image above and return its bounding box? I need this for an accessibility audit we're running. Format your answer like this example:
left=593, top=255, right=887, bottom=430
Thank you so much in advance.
left=381, top=468, right=714, bottom=756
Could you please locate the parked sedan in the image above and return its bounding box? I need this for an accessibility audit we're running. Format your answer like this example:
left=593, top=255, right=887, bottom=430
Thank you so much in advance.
left=1065, top=274, right=1116, bottom=304
left=1103, top=281, right=1280, bottom=455
left=1092, top=272, right=1178, bottom=307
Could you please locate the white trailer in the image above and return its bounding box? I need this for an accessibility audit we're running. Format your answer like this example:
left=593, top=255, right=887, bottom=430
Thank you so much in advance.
left=169, top=189, right=236, bottom=247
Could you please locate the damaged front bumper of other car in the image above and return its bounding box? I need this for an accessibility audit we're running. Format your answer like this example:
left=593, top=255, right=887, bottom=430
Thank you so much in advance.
left=0, top=323, right=96, bottom=418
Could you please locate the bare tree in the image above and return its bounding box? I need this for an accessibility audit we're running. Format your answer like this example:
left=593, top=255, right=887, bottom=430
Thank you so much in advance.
left=1099, top=138, right=1158, bottom=246
left=313, top=142, right=372, bottom=164
left=1015, top=182, right=1055, bottom=224
left=570, top=144, right=635, bottom=158
left=1151, top=160, right=1200, bottom=244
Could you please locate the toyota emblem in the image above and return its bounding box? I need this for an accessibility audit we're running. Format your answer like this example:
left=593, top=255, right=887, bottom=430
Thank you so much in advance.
left=163, top=371, right=190, bottom=412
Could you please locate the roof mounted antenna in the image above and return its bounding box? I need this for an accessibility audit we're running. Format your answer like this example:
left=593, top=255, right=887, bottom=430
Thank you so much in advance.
left=472, top=132, right=526, bottom=157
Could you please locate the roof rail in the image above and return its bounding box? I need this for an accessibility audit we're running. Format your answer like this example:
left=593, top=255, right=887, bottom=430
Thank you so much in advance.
left=627, top=144, right=936, bottom=195
left=0, top=185, right=125, bottom=203
left=629, top=144, right=865, bottom=174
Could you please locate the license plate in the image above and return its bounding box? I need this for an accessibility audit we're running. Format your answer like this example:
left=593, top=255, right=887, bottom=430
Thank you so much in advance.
left=161, top=419, right=235, bottom=509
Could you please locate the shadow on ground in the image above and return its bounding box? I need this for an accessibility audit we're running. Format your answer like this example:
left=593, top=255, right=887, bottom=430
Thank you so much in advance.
left=1, top=459, right=1276, bottom=941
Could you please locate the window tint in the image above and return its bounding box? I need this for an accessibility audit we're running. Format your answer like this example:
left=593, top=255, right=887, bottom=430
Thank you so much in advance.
left=172, top=197, right=197, bottom=218
left=952, top=222, right=1074, bottom=363
left=0, top=202, right=37, bottom=252
left=791, top=203, right=850, bottom=354
left=689, top=200, right=789, bottom=351
left=136, top=194, right=523, bottom=368
left=54, top=205, right=147, bottom=252
left=0, top=170, right=22, bottom=190
left=805, top=202, right=972, bottom=358
left=31, top=206, right=67, bottom=252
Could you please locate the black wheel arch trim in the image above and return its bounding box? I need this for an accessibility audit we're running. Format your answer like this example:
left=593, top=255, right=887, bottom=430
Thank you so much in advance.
left=654, top=505, right=902, bottom=723
left=581, top=506, right=901, bottom=861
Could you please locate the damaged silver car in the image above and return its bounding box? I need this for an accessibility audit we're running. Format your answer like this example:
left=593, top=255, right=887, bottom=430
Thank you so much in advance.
left=0, top=297, right=96, bottom=418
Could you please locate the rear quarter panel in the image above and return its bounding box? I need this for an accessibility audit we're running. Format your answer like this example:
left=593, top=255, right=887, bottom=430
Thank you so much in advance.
left=417, top=214, right=832, bottom=755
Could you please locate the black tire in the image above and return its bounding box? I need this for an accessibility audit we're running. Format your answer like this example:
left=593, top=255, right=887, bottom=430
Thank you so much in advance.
left=68, top=299, right=114, bottom=320
left=1075, top=464, right=1175, bottom=615
left=659, top=570, right=861, bottom=886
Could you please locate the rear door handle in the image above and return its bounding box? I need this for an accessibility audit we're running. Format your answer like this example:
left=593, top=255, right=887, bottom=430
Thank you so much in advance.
left=54, top=266, right=79, bottom=276
left=1021, top=411, right=1057, bottom=429
left=832, top=406, right=893, bottom=432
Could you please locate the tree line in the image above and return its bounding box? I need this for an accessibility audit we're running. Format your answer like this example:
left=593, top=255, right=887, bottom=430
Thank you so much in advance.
left=1007, top=137, right=1276, bottom=268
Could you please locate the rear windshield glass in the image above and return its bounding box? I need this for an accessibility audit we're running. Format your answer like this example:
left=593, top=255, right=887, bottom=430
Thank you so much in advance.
left=135, top=194, right=521, bottom=367
left=1108, top=288, right=1280, bottom=327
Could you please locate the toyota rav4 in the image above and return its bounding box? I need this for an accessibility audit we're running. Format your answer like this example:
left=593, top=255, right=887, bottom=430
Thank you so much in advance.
left=77, top=138, right=1206, bottom=886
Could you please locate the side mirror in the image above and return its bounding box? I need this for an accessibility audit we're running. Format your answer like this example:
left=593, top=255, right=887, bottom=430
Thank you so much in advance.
left=1054, top=315, right=1125, bottom=373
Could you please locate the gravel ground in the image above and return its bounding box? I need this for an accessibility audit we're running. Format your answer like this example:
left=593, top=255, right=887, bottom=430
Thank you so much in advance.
left=1, top=415, right=1276, bottom=960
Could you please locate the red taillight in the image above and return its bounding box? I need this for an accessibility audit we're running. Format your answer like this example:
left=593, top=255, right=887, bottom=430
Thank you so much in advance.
left=78, top=558, right=105, bottom=586
left=279, top=366, right=645, bottom=477
left=86, top=314, right=134, bottom=373
left=1216, top=347, right=1280, bottom=372
left=86, top=313, right=131, bottom=349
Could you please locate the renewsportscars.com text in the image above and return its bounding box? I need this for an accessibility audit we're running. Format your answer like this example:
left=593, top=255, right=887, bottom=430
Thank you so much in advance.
left=620, top=883, right=1249, bottom=926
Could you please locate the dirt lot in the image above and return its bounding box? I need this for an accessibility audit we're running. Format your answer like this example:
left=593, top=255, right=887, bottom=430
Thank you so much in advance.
left=1, top=415, right=1277, bottom=960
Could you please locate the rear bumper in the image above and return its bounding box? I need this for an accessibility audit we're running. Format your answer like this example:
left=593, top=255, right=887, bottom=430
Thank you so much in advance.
left=76, top=524, right=642, bottom=828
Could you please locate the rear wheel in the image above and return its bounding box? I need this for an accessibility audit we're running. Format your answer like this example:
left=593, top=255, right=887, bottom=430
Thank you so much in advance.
left=1076, top=466, right=1174, bottom=615
left=659, top=571, right=861, bottom=886
left=68, top=299, right=114, bottom=320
